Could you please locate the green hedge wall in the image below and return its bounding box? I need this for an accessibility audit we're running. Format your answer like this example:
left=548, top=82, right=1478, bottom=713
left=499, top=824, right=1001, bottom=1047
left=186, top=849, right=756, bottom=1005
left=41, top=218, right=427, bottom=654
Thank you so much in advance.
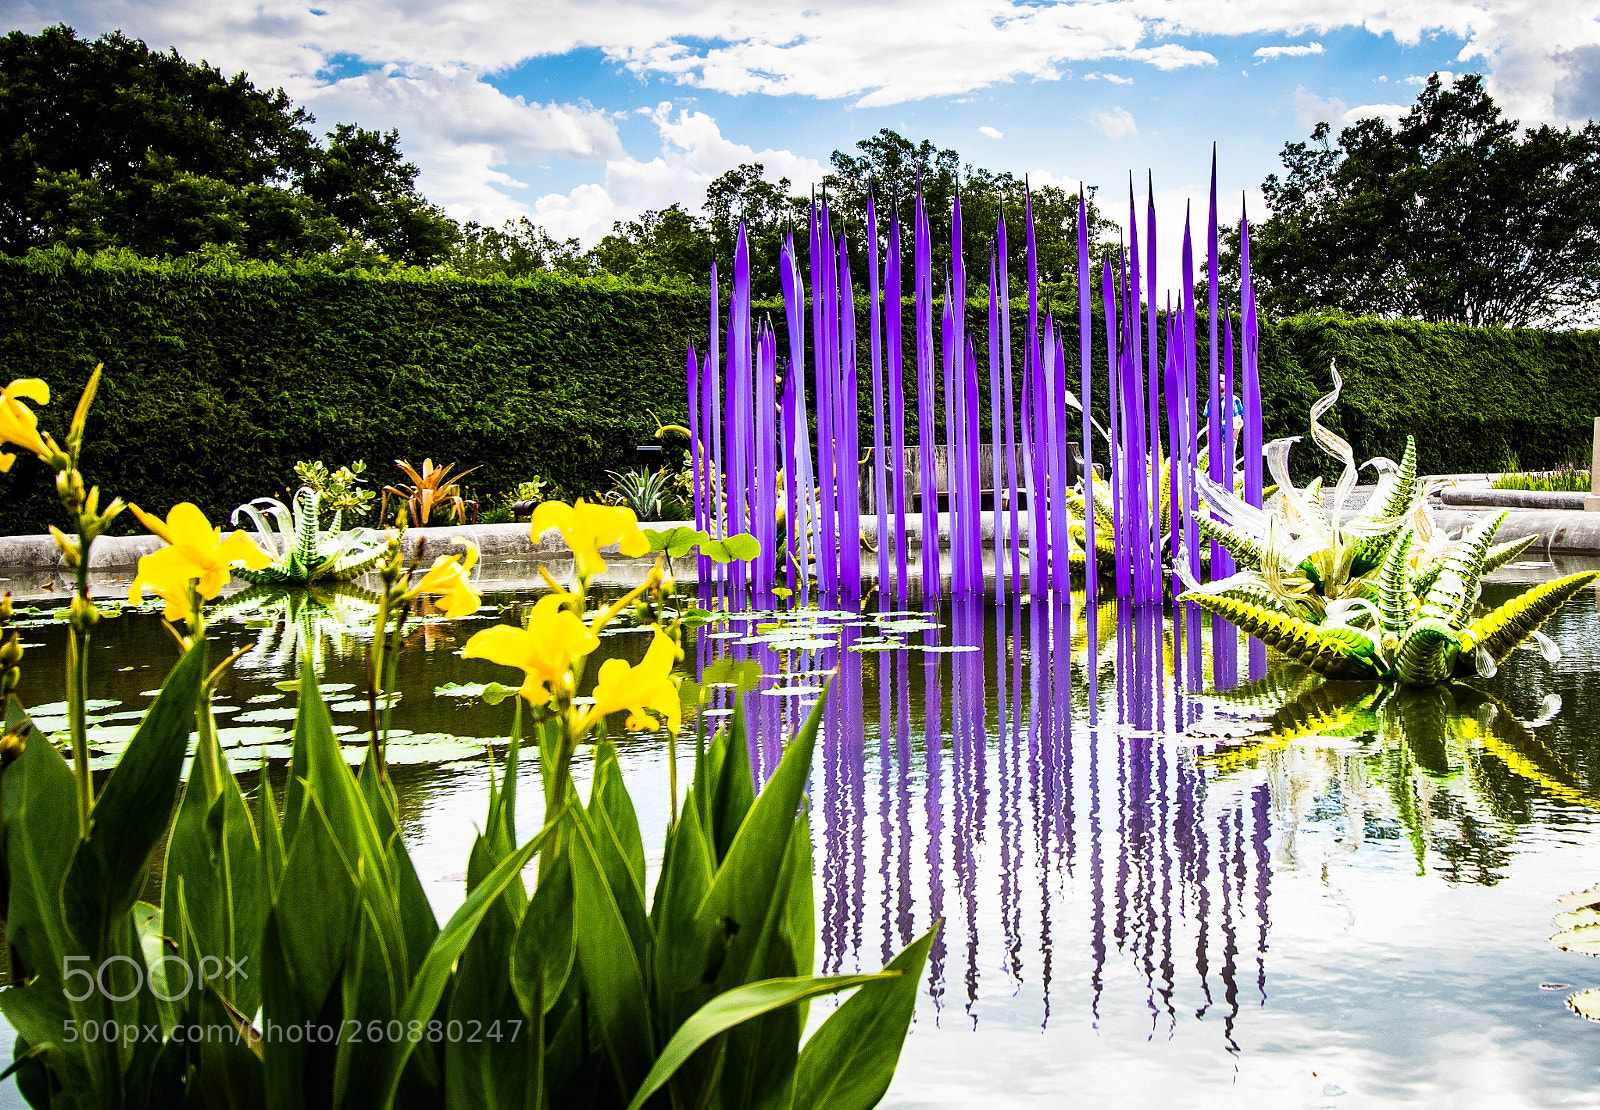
left=0, top=249, right=1595, bottom=536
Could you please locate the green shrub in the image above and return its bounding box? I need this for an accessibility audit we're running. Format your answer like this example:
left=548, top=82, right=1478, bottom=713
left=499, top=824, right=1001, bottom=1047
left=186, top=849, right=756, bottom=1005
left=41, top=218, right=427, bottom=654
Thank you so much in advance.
left=1, top=248, right=1596, bottom=534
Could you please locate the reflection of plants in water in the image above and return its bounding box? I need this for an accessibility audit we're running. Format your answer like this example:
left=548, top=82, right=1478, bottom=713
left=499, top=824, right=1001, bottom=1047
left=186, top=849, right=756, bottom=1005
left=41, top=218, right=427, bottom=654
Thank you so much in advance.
left=1201, top=674, right=1596, bottom=882
left=212, top=582, right=382, bottom=675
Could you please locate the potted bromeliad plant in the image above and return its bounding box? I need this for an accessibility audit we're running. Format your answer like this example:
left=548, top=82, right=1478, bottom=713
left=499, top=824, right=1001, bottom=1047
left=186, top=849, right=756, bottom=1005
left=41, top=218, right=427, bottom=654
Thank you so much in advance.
left=0, top=370, right=933, bottom=1108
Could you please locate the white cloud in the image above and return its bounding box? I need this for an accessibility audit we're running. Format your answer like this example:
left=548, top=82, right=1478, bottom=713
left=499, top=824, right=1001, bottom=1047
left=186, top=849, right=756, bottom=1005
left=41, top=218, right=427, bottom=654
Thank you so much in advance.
left=1083, top=72, right=1135, bottom=85
left=1294, top=85, right=1410, bottom=130
left=530, top=103, right=826, bottom=243
left=1093, top=107, right=1138, bottom=140
left=979, top=125, right=1004, bottom=139
left=302, top=66, right=623, bottom=223
left=1294, top=85, right=1347, bottom=129
left=1254, top=42, right=1324, bottom=62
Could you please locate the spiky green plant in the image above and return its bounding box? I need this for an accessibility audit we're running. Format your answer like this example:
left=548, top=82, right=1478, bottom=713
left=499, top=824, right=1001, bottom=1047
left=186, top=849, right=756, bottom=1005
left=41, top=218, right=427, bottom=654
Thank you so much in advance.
left=230, top=487, right=388, bottom=585
left=1185, top=510, right=1598, bottom=686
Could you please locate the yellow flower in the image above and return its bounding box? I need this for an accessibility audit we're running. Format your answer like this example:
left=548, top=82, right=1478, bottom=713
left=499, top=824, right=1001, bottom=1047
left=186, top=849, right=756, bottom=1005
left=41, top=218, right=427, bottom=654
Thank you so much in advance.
left=407, top=539, right=481, bottom=618
left=0, top=379, right=51, bottom=472
left=530, top=499, right=650, bottom=580
left=128, top=503, right=271, bottom=622
left=587, top=630, right=680, bottom=736
left=461, top=594, right=598, bottom=707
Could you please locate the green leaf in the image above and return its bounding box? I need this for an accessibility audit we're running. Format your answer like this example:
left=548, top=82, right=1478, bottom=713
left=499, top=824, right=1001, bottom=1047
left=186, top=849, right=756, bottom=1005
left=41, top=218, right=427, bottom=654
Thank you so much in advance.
left=701, top=657, right=762, bottom=696
left=1551, top=923, right=1600, bottom=956
left=511, top=843, right=575, bottom=1020
left=709, top=698, right=757, bottom=863
left=374, top=821, right=549, bottom=1107
left=63, top=637, right=206, bottom=955
left=645, top=526, right=709, bottom=558
left=699, top=693, right=825, bottom=985
left=570, top=812, right=656, bottom=1097
left=624, top=973, right=895, bottom=1110
left=0, top=719, right=80, bottom=988
left=1567, top=987, right=1600, bottom=1021
left=785, top=925, right=938, bottom=1110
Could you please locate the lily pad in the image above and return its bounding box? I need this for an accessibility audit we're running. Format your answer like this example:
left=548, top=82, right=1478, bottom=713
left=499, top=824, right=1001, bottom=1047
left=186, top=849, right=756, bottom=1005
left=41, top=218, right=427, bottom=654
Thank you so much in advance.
left=234, top=707, right=301, bottom=724
left=1551, top=924, right=1600, bottom=956
left=761, top=685, right=825, bottom=697
left=1568, top=988, right=1600, bottom=1021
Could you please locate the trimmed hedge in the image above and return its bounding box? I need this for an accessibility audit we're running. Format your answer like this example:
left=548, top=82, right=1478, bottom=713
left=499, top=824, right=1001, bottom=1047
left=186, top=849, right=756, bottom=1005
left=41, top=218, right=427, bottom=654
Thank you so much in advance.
left=0, top=249, right=1595, bottom=536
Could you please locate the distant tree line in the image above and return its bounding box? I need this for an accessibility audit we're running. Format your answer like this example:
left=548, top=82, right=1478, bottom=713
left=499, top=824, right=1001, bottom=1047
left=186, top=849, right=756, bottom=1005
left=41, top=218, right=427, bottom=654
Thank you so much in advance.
left=4, top=28, right=1596, bottom=326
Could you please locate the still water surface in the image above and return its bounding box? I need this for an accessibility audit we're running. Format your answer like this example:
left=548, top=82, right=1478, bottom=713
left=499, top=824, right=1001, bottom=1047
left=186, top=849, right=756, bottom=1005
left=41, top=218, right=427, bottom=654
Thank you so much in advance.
left=5, top=565, right=1600, bottom=1108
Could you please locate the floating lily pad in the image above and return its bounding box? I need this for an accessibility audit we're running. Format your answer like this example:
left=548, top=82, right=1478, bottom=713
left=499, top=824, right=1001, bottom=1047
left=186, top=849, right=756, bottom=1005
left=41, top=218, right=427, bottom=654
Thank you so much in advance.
left=849, top=639, right=906, bottom=653
left=1557, top=885, right=1600, bottom=911
left=1551, top=924, right=1600, bottom=956
left=1556, top=907, right=1600, bottom=932
left=234, top=707, right=301, bottom=724
left=1567, top=988, right=1600, bottom=1021
left=434, top=681, right=520, bottom=705
left=910, top=644, right=980, bottom=653
left=247, top=693, right=285, bottom=705
left=762, top=685, right=825, bottom=697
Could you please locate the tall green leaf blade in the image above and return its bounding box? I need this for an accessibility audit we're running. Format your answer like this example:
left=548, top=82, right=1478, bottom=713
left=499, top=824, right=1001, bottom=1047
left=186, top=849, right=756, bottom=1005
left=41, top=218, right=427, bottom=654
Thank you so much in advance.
left=62, top=637, right=206, bottom=953
left=699, top=693, right=824, bottom=986
left=624, top=973, right=894, bottom=1110
left=569, top=812, right=655, bottom=1099
left=373, top=822, right=548, bottom=1108
left=785, top=925, right=938, bottom=1110
left=710, top=698, right=757, bottom=862
left=1, top=723, right=79, bottom=988
left=719, top=807, right=816, bottom=1108
left=511, top=839, right=574, bottom=1021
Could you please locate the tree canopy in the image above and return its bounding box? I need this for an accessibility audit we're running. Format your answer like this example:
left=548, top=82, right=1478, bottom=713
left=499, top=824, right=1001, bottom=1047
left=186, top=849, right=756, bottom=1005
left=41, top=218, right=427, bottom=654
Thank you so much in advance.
left=1250, top=74, right=1600, bottom=327
left=455, top=127, right=1112, bottom=302
left=0, top=25, right=456, bottom=265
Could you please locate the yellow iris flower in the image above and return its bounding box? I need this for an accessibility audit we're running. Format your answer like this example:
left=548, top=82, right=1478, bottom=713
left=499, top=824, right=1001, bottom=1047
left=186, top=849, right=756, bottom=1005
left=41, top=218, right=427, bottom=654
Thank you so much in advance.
left=530, top=499, right=650, bottom=580
left=407, top=539, right=481, bottom=618
left=587, top=630, right=680, bottom=736
left=0, top=379, right=52, bottom=472
left=128, top=503, right=271, bottom=622
left=461, top=594, right=599, bottom=707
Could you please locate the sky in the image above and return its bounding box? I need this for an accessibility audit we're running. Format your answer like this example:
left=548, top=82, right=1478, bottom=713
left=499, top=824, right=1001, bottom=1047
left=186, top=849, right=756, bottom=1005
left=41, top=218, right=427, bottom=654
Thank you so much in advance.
left=8, top=0, right=1600, bottom=291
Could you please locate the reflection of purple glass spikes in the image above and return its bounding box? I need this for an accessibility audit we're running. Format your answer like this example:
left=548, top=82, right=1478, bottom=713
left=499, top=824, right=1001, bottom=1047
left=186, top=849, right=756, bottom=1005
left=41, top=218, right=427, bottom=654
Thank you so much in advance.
left=914, top=188, right=939, bottom=597
left=867, top=198, right=890, bottom=594
left=1251, top=783, right=1273, bottom=1004
left=887, top=214, right=909, bottom=601
left=838, top=234, right=861, bottom=595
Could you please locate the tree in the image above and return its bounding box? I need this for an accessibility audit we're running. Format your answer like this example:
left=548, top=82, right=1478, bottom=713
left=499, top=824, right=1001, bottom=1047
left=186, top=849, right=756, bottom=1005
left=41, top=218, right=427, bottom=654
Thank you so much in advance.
left=300, top=124, right=456, bottom=266
left=0, top=25, right=456, bottom=265
left=450, top=217, right=586, bottom=279
left=1251, top=73, right=1600, bottom=326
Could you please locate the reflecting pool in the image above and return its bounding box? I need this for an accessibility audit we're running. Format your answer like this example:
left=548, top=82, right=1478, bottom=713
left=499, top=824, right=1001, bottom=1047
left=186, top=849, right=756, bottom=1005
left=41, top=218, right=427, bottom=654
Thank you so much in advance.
left=5, top=562, right=1600, bottom=1108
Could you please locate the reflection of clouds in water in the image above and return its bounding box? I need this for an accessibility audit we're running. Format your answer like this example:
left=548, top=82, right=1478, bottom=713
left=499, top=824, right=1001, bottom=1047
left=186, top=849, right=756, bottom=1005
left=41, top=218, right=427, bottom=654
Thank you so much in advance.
left=687, top=583, right=1600, bottom=1104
